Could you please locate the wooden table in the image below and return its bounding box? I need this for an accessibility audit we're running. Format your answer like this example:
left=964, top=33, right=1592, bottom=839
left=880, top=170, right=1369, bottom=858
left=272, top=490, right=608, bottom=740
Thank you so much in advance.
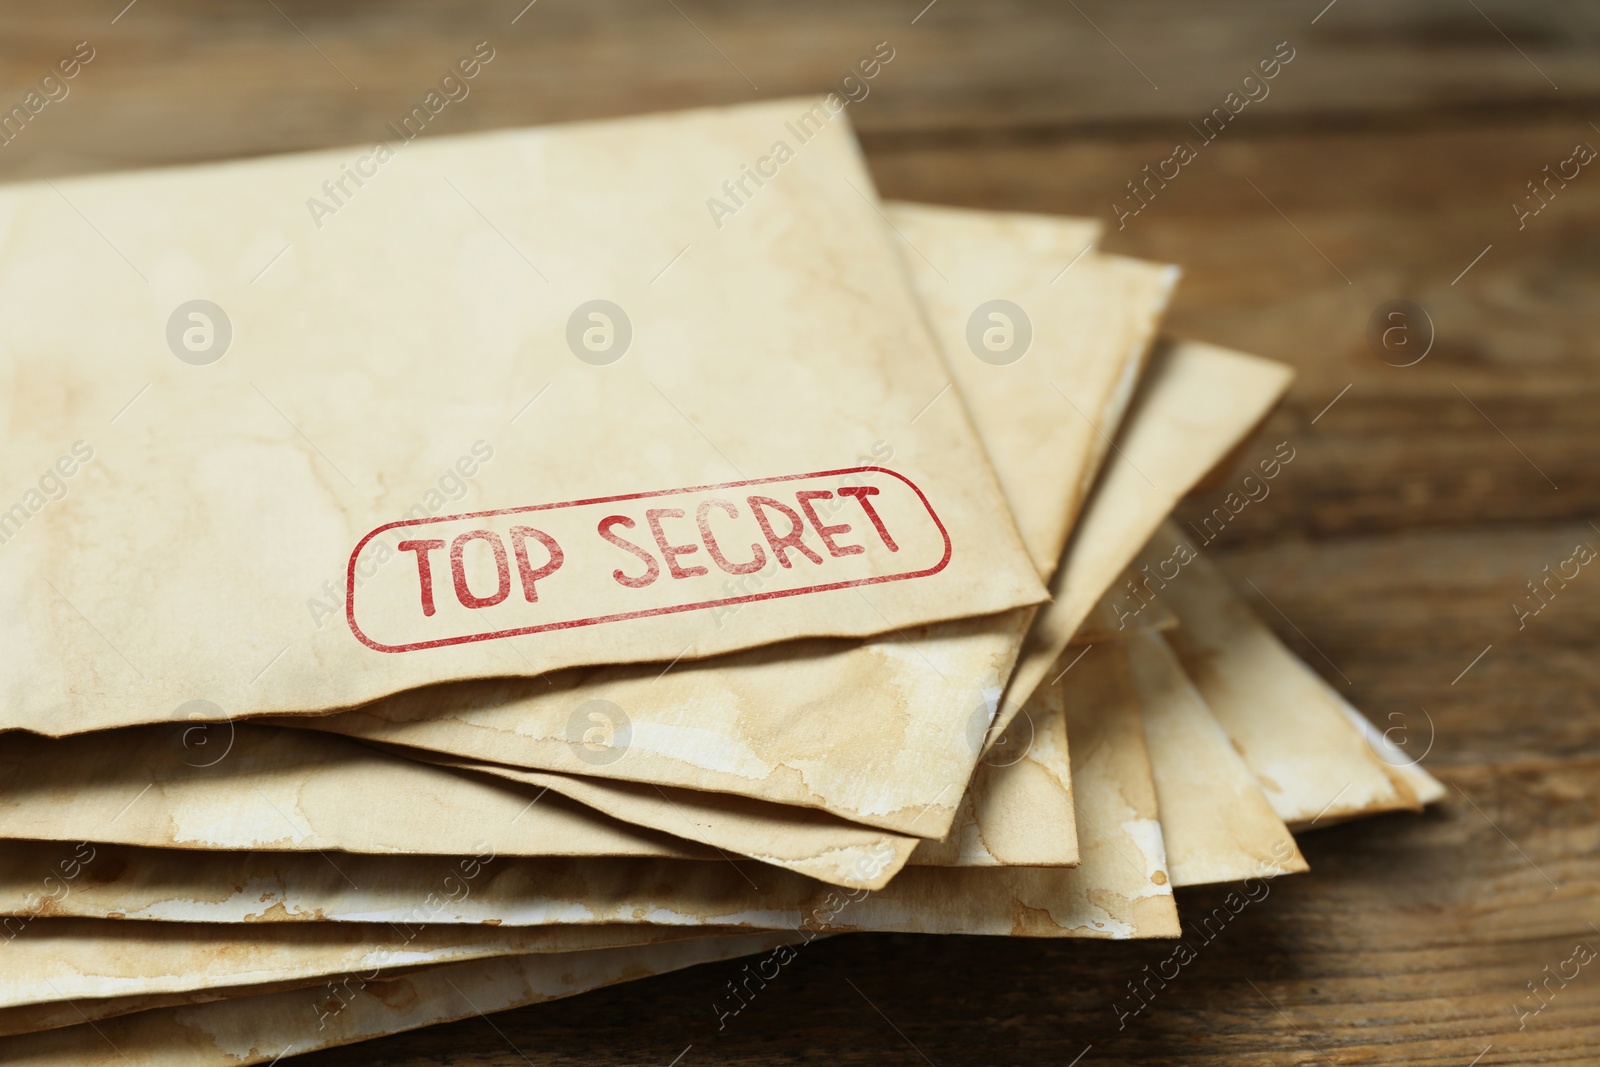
left=7, top=2, right=1597, bottom=1062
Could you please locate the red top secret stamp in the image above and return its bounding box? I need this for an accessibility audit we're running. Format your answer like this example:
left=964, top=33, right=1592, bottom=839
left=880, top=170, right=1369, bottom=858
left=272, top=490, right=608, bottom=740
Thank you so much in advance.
left=346, top=467, right=951, bottom=653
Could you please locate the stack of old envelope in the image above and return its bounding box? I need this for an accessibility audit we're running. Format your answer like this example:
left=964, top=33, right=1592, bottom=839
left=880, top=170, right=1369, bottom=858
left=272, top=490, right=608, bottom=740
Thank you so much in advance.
left=0, top=98, right=1442, bottom=1064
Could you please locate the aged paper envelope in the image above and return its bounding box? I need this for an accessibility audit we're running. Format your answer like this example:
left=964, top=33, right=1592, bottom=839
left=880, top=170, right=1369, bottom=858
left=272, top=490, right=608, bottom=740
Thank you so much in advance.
left=55, top=643, right=1170, bottom=937
left=244, top=268, right=1182, bottom=875
left=0, top=919, right=717, bottom=1009
left=383, top=749, right=919, bottom=887
left=289, top=612, right=1033, bottom=840
left=1071, top=570, right=1179, bottom=645
left=992, top=339, right=1295, bottom=743
left=0, top=98, right=1046, bottom=738
left=1126, top=628, right=1307, bottom=886
left=888, top=203, right=1175, bottom=577
left=0, top=724, right=710, bottom=861
left=907, top=340, right=1294, bottom=868
left=0, top=720, right=930, bottom=889
left=907, top=682, right=1076, bottom=867
left=7, top=332, right=1286, bottom=896
left=0, top=643, right=1167, bottom=937
left=0, top=972, right=441, bottom=1036
left=897, top=336, right=1299, bottom=872
left=0, top=841, right=821, bottom=926
left=1, top=339, right=1287, bottom=895
left=0, top=841, right=861, bottom=928
left=828, top=641, right=1175, bottom=938
left=0, top=218, right=1180, bottom=889
left=0, top=935, right=794, bottom=1062
left=1142, top=522, right=1429, bottom=826
left=0, top=973, right=432, bottom=1040
left=1339, top=701, right=1447, bottom=806
left=0, top=645, right=1171, bottom=939
left=278, top=226, right=1177, bottom=839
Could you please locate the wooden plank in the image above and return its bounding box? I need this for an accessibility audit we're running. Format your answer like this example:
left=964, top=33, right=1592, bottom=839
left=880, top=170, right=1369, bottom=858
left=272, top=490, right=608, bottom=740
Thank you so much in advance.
left=1, top=1, right=1597, bottom=180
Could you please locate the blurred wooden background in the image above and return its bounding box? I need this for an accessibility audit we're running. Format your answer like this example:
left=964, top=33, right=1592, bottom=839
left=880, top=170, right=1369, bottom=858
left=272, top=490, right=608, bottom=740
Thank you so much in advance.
left=5, top=2, right=1597, bottom=1063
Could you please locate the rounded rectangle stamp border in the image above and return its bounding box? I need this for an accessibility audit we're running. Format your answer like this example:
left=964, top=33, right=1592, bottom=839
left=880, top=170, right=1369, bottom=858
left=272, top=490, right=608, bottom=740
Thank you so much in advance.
left=345, top=466, right=952, bottom=653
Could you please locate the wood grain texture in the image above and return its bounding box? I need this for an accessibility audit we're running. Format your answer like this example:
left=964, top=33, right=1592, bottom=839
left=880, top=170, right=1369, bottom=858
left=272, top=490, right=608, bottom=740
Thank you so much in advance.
left=2, top=2, right=1595, bottom=1062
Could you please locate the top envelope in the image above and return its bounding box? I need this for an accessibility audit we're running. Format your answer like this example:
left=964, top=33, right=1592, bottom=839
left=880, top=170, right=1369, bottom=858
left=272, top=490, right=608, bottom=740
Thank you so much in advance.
left=0, top=98, right=1044, bottom=735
